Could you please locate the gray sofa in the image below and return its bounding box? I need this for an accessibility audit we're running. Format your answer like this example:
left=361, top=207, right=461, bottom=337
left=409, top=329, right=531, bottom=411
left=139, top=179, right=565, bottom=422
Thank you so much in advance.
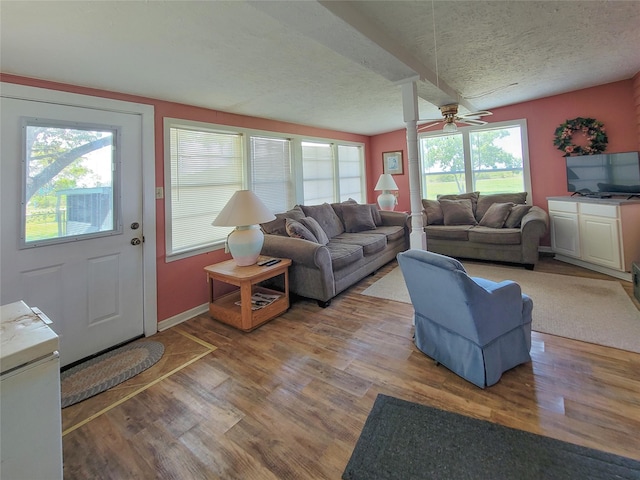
left=260, top=201, right=409, bottom=307
left=421, top=192, right=549, bottom=270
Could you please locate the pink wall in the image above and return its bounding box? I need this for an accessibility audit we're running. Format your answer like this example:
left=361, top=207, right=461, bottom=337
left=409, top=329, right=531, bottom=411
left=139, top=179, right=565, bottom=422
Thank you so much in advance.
left=633, top=72, right=640, bottom=151
left=368, top=79, right=638, bottom=214
left=0, top=74, right=369, bottom=322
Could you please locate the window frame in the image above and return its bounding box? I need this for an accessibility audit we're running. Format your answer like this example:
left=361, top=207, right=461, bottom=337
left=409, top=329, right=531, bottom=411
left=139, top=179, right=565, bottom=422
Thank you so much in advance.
left=20, top=118, right=122, bottom=249
left=163, top=118, right=366, bottom=261
left=418, top=119, right=532, bottom=201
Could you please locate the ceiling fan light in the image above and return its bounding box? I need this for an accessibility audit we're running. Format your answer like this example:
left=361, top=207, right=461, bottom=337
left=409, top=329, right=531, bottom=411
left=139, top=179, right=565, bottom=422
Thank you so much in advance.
left=443, top=122, right=457, bottom=133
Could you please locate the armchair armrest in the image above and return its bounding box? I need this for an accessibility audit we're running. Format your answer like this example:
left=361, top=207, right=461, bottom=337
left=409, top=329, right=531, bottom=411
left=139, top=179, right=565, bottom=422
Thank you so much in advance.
left=470, top=277, right=528, bottom=345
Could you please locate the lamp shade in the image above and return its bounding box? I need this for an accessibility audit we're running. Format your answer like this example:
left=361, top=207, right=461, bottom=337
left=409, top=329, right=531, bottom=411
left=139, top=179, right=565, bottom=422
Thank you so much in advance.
left=374, top=174, right=398, bottom=211
left=212, top=190, right=275, bottom=227
left=374, top=174, right=398, bottom=191
left=212, top=190, right=276, bottom=266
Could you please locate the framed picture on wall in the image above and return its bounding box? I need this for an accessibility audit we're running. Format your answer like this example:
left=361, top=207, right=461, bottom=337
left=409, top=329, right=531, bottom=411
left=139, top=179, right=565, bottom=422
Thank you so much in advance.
left=382, top=151, right=403, bottom=175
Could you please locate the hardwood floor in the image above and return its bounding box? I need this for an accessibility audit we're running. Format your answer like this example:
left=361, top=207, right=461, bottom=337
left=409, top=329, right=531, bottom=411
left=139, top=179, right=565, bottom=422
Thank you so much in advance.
left=62, top=257, right=640, bottom=479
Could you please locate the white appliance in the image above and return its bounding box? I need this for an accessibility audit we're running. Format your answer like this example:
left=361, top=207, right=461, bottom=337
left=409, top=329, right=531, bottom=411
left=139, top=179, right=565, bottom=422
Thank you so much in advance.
left=1, top=301, right=63, bottom=480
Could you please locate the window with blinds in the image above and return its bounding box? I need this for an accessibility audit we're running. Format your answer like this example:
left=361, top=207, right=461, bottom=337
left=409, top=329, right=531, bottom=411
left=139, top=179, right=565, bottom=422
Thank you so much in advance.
left=337, top=144, right=364, bottom=202
left=302, top=141, right=335, bottom=205
left=165, top=118, right=366, bottom=260
left=250, top=136, right=293, bottom=213
left=166, top=125, right=243, bottom=256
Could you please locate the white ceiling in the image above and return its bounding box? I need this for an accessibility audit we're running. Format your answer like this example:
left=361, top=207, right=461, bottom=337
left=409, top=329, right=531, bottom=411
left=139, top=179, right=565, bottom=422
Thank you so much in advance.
left=2, top=1, right=639, bottom=136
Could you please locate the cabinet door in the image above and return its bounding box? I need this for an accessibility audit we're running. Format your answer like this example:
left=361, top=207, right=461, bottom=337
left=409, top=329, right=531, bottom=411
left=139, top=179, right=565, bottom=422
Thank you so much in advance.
left=579, top=215, right=622, bottom=269
left=550, top=212, right=580, bottom=258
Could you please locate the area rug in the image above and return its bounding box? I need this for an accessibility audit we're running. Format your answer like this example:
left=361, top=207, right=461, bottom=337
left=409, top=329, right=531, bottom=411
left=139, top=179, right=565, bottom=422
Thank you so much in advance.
left=343, top=394, right=640, bottom=480
left=61, top=340, right=164, bottom=408
left=361, top=263, right=640, bottom=353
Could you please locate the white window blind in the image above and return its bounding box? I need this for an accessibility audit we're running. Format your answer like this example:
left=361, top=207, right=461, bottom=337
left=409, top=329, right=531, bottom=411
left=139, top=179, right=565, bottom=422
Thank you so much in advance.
left=167, top=126, right=243, bottom=256
left=250, top=136, right=293, bottom=213
left=337, top=144, right=363, bottom=202
left=302, top=141, right=335, bottom=205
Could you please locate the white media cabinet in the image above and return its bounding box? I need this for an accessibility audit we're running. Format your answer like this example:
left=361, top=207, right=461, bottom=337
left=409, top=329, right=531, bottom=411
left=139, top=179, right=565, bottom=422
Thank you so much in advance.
left=547, top=196, right=640, bottom=282
left=547, top=196, right=640, bottom=281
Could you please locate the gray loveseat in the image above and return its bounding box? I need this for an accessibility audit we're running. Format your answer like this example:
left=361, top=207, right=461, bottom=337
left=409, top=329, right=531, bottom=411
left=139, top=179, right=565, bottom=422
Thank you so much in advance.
left=422, top=192, right=548, bottom=270
left=260, top=201, right=409, bottom=307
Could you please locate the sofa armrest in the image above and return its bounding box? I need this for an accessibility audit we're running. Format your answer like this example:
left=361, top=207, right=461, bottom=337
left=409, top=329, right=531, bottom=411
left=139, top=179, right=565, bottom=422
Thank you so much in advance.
left=380, top=210, right=409, bottom=227
left=261, top=234, right=331, bottom=269
left=520, top=206, right=548, bottom=238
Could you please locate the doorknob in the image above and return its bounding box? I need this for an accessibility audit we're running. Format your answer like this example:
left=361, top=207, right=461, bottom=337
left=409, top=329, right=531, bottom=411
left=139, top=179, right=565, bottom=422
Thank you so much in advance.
left=131, top=222, right=140, bottom=230
left=131, top=238, right=141, bottom=246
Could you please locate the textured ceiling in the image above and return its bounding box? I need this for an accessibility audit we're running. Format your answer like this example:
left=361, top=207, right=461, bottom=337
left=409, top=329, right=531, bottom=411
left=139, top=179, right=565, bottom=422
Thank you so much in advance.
left=1, top=1, right=639, bottom=135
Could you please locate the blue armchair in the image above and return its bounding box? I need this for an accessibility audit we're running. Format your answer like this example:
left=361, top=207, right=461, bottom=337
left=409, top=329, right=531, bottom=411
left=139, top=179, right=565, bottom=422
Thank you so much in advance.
left=397, top=249, right=533, bottom=388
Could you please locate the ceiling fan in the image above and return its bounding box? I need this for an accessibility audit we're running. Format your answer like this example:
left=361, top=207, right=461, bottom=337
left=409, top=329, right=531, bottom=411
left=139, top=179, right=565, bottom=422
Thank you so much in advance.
left=418, top=104, right=492, bottom=133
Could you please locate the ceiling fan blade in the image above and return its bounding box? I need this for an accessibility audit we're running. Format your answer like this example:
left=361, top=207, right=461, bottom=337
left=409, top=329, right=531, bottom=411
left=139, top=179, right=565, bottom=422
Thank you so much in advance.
left=417, top=118, right=444, bottom=124
left=458, top=118, right=487, bottom=126
left=459, top=110, right=493, bottom=119
left=417, top=121, right=443, bottom=131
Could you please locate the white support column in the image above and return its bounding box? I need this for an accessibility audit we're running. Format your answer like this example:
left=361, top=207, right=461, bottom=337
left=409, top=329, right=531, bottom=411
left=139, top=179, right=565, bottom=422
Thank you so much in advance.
left=402, top=81, right=427, bottom=250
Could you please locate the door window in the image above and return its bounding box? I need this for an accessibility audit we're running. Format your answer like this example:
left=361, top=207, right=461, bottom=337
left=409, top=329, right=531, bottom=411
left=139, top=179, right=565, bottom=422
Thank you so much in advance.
left=22, top=120, right=120, bottom=247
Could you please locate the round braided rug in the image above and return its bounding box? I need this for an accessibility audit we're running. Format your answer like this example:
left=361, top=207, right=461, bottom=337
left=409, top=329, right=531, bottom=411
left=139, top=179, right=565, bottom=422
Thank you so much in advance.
left=61, top=341, right=164, bottom=408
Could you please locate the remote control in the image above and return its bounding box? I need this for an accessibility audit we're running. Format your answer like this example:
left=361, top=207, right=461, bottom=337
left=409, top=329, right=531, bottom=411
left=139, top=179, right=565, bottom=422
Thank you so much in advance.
left=257, top=259, right=274, bottom=266
left=264, top=259, right=281, bottom=266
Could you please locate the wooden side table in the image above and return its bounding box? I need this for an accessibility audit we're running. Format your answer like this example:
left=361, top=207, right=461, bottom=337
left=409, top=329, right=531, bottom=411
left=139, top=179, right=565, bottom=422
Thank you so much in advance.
left=204, top=257, right=291, bottom=332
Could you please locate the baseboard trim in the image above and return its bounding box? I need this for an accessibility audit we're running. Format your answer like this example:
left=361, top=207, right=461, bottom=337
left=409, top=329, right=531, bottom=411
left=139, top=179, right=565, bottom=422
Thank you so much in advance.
left=553, top=254, right=632, bottom=282
left=158, top=303, right=209, bottom=331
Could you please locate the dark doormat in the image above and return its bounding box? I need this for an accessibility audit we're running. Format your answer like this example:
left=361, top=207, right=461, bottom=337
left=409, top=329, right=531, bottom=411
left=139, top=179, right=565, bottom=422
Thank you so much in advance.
left=343, top=394, right=640, bottom=480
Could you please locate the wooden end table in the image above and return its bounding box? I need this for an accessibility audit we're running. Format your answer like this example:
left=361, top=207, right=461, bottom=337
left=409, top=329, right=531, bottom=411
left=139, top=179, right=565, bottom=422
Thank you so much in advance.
left=204, top=257, right=291, bottom=332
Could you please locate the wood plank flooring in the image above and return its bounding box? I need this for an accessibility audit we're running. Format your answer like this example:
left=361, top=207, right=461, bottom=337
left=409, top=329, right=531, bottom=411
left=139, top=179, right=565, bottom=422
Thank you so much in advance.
left=62, top=256, right=640, bottom=479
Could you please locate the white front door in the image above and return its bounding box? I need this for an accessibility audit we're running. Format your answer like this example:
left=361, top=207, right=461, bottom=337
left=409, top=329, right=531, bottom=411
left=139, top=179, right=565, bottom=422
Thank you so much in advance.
left=1, top=96, right=146, bottom=367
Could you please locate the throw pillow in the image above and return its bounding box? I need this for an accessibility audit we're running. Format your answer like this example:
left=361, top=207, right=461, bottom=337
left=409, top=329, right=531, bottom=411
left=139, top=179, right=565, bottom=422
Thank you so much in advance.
left=342, top=204, right=377, bottom=232
left=504, top=204, right=533, bottom=228
left=285, top=218, right=318, bottom=243
left=421, top=199, right=444, bottom=225
left=479, top=202, right=514, bottom=228
left=299, top=216, right=329, bottom=245
left=476, top=193, right=527, bottom=221
left=438, top=192, right=480, bottom=216
left=439, top=199, right=478, bottom=226
left=261, top=205, right=305, bottom=236
left=300, top=203, right=345, bottom=238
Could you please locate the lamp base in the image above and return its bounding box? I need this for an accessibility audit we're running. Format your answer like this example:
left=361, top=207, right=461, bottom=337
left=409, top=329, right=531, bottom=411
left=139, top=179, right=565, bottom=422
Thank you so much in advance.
left=377, top=191, right=396, bottom=211
left=228, top=225, right=264, bottom=266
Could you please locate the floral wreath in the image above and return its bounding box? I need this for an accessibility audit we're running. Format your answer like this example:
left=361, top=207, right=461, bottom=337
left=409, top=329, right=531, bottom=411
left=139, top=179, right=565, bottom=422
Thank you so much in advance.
left=553, top=117, right=608, bottom=156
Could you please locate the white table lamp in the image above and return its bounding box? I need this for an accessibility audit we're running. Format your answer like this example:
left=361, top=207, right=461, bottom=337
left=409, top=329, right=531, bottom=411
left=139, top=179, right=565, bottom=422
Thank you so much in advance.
left=374, top=174, right=398, bottom=211
left=212, top=190, right=276, bottom=266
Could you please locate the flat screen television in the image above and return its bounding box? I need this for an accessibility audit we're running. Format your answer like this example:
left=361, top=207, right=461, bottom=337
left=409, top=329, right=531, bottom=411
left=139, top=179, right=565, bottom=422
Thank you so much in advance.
left=566, top=151, right=640, bottom=198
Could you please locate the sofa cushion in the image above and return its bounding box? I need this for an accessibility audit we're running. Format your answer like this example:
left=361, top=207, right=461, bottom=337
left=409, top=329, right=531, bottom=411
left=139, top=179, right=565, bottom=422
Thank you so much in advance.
left=301, top=203, right=345, bottom=238
left=299, top=216, right=329, bottom=245
left=285, top=218, right=318, bottom=243
left=261, top=205, right=305, bottom=236
left=372, top=225, right=405, bottom=243
left=468, top=226, right=522, bottom=245
left=440, top=199, right=478, bottom=226
left=331, top=232, right=387, bottom=256
left=476, top=192, right=527, bottom=221
left=425, top=225, right=473, bottom=241
left=325, top=242, right=364, bottom=270
left=505, top=204, right=533, bottom=228
left=479, top=202, right=514, bottom=228
left=438, top=192, right=480, bottom=215
left=342, top=204, right=377, bottom=233
left=422, top=199, right=444, bottom=225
